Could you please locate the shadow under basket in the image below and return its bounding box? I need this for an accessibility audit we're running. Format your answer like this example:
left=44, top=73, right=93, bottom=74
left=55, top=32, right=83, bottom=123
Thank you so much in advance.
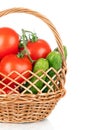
left=0, top=8, right=67, bottom=123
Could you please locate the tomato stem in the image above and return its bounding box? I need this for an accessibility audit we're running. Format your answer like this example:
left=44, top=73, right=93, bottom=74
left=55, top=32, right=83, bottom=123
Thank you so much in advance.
left=19, top=29, right=34, bottom=63
left=22, top=29, right=38, bottom=42
left=17, top=52, right=24, bottom=58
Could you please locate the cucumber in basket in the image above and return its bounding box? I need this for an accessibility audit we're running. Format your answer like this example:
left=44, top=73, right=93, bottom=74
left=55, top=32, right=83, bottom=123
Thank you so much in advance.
left=44, top=46, right=67, bottom=92
left=24, top=58, right=49, bottom=94
left=43, top=51, right=62, bottom=92
left=46, top=51, right=62, bottom=76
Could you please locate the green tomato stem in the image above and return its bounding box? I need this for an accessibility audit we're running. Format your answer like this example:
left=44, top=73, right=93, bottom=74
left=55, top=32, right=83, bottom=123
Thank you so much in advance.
left=22, top=29, right=38, bottom=42
left=21, top=29, right=34, bottom=63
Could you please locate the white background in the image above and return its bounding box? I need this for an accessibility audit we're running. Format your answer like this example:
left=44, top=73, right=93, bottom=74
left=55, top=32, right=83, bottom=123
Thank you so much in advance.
left=0, top=0, right=102, bottom=130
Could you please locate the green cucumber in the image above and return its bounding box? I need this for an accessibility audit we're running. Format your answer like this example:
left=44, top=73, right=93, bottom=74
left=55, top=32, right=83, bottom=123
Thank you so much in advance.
left=46, top=51, right=62, bottom=76
left=25, top=58, right=49, bottom=94
left=44, top=51, right=62, bottom=92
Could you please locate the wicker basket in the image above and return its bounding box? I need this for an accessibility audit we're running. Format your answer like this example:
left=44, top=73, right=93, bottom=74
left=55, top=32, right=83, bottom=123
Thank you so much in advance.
left=0, top=7, right=67, bottom=123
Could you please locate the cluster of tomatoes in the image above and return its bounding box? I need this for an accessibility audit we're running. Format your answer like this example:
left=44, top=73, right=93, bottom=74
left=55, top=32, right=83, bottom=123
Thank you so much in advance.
left=0, top=27, right=51, bottom=94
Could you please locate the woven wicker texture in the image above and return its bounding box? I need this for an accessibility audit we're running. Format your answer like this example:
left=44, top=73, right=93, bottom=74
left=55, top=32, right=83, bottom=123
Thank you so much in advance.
left=0, top=7, right=67, bottom=123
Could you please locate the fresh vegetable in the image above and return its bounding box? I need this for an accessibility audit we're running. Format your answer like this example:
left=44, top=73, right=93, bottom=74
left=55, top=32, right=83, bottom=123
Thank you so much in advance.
left=26, top=39, right=51, bottom=60
left=20, top=29, right=51, bottom=61
left=0, top=27, right=19, bottom=59
left=43, top=51, right=62, bottom=92
left=24, top=58, right=49, bottom=94
left=54, top=45, right=67, bottom=60
left=46, top=51, right=62, bottom=76
left=0, top=54, right=32, bottom=87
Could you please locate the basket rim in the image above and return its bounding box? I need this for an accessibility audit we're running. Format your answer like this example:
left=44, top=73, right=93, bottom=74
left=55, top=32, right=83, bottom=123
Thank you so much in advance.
left=0, top=88, right=66, bottom=103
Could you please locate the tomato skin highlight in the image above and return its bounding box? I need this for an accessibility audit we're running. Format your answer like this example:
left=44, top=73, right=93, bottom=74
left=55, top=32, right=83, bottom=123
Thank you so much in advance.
left=0, top=54, right=32, bottom=86
left=26, top=39, right=51, bottom=60
left=0, top=27, right=19, bottom=59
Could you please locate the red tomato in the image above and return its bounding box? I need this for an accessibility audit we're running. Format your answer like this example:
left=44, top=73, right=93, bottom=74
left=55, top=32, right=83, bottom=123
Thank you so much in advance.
left=0, top=27, right=19, bottom=59
left=0, top=54, right=32, bottom=87
left=26, top=39, right=51, bottom=60
left=0, top=84, right=17, bottom=94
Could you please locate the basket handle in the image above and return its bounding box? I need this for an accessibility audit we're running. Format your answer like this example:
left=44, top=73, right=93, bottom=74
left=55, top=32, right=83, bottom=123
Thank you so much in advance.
left=0, top=7, right=67, bottom=70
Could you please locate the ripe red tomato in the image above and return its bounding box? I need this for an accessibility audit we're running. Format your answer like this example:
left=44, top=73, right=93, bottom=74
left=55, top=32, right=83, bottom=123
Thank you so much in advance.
left=0, top=54, right=32, bottom=87
left=0, top=27, right=19, bottom=59
left=26, top=39, right=51, bottom=60
left=0, top=84, right=16, bottom=94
